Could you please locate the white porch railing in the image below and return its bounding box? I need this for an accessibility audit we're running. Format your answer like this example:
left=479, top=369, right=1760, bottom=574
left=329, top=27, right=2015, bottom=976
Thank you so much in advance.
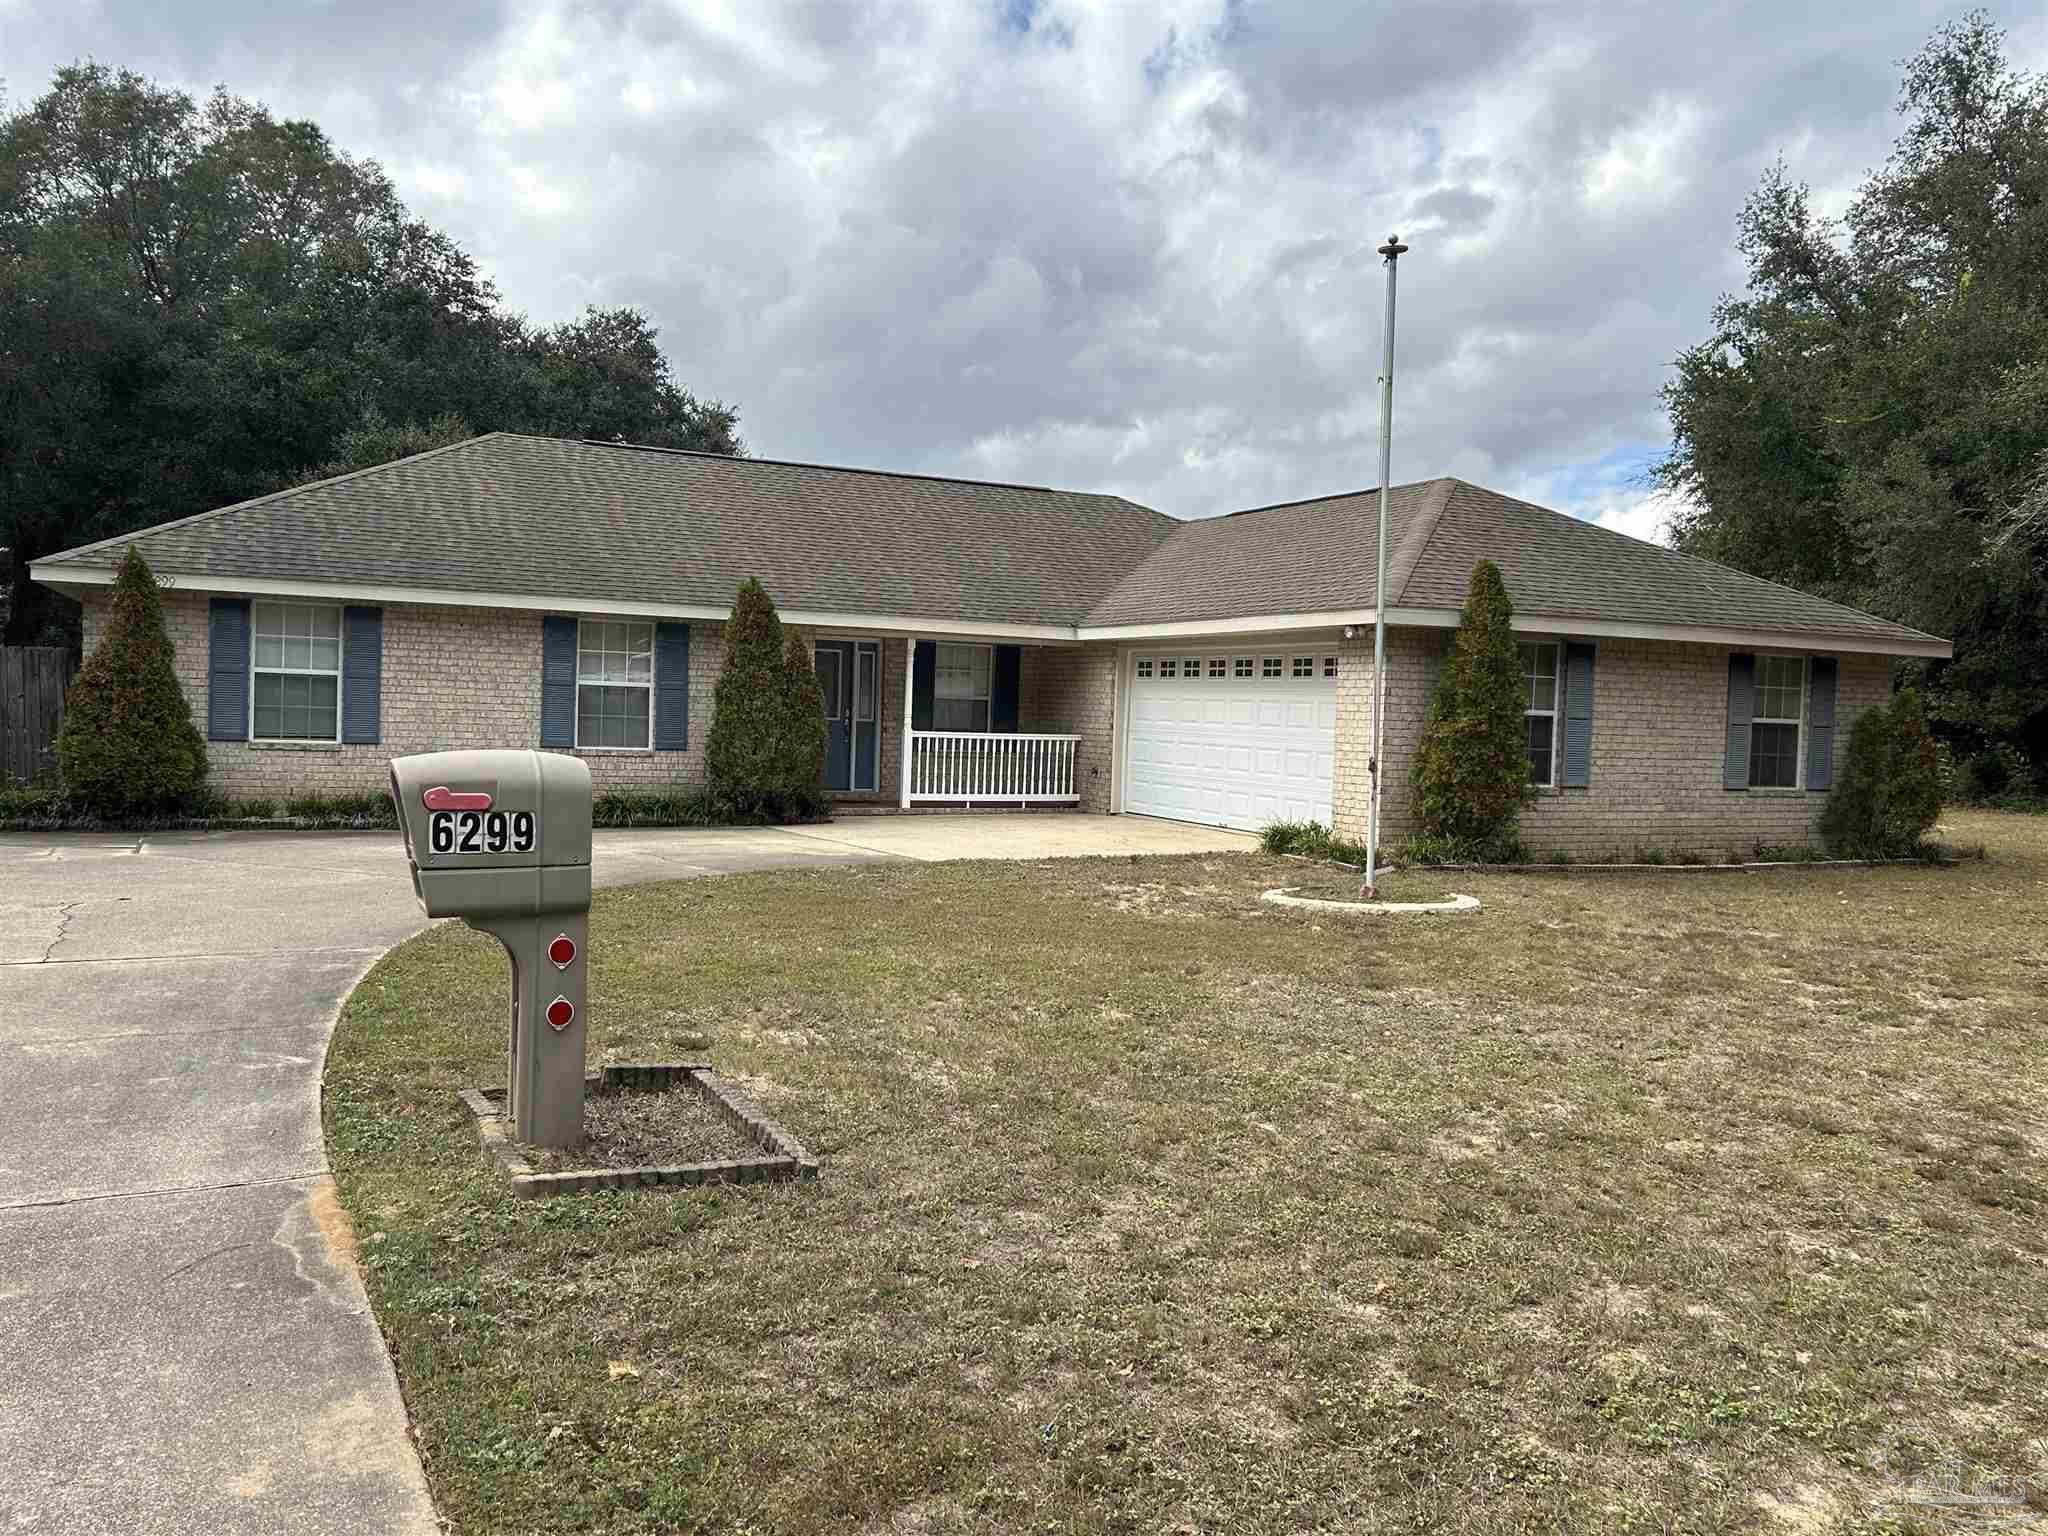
left=907, top=731, right=1080, bottom=803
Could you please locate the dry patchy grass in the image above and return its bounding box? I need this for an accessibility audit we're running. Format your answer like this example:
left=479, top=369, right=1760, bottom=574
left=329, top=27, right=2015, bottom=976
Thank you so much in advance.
left=326, top=809, right=2048, bottom=1534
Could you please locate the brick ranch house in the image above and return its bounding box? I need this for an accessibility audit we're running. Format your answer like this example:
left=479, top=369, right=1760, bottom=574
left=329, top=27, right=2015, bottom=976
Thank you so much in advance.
left=31, top=432, right=1950, bottom=858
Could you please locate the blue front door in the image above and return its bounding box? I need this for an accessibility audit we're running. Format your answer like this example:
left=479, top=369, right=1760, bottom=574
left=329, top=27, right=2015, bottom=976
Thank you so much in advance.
left=817, top=641, right=852, bottom=791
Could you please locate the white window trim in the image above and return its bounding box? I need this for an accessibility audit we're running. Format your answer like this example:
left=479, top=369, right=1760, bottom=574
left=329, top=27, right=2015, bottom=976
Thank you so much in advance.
left=574, top=618, right=656, bottom=751
left=1521, top=641, right=1561, bottom=788
left=249, top=600, right=344, bottom=744
left=933, top=641, right=993, bottom=732
left=1747, top=652, right=1808, bottom=791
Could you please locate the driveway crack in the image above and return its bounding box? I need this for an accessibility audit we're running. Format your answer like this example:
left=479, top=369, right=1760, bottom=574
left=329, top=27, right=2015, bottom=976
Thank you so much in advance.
left=40, top=900, right=83, bottom=963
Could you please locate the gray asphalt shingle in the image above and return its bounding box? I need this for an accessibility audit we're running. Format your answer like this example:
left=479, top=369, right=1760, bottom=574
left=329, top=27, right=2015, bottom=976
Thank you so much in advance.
left=37, top=435, right=1944, bottom=649
left=1083, top=478, right=1945, bottom=646
left=37, top=433, right=1177, bottom=629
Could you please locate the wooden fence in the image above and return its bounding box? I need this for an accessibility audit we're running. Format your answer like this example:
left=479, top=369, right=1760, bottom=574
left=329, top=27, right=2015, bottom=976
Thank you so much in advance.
left=1, top=647, right=75, bottom=784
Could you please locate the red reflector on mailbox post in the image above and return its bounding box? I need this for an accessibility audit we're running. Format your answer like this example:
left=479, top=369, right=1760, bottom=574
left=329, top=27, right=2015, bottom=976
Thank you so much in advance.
left=549, top=934, right=577, bottom=968
left=546, top=996, right=576, bottom=1031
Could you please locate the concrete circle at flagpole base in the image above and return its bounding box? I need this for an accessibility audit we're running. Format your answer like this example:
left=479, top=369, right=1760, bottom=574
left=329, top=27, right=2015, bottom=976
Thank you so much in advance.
left=1261, top=887, right=1481, bottom=915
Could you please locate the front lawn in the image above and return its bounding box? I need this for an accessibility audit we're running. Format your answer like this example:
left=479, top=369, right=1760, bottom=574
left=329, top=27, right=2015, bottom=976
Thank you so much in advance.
left=325, top=810, right=2048, bottom=1534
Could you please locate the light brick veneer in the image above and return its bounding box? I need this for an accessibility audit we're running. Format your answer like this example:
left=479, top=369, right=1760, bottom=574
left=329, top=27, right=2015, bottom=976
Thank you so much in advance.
left=1025, top=643, right=1120, bottom=812
left=85, top=593, right=726, bottom=799
left=1330, top=628, right=1895, bottom=861
left=82, top=595, right=1114, bottom=806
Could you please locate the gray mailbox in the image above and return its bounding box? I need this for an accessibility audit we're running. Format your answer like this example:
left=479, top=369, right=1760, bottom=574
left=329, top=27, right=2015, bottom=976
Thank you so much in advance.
left=389, top=749, right=593, bottom=1148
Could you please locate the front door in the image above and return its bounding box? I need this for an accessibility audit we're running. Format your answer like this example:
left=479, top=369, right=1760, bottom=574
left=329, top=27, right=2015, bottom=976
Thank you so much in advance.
left=816, top=641, right=853, bottom=791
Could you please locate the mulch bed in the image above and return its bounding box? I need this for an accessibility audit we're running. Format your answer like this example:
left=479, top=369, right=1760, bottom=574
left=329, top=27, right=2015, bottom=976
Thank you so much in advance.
left=523, top=1082, right=758, bottom=1173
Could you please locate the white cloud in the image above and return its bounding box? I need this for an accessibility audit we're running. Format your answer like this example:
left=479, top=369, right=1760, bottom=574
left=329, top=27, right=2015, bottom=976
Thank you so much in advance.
left=2, top=0, right=2032, bottom=524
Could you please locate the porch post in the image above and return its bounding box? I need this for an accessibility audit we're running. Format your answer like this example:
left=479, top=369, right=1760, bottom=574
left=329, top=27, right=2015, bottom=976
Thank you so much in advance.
left=899, top=636, right=915, bottom=809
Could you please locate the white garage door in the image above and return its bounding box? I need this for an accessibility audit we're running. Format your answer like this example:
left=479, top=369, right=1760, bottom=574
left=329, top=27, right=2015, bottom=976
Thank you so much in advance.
left=1124, top=649, right=1338, bottom=832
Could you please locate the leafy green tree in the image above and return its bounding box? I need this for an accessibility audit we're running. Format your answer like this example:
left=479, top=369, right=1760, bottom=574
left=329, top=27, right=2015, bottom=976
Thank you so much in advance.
left=55, top=548, right=207, bottom=815
left=2, top=63, right=741, bottom=645
left=1410, top=561, right=1531, bottom=856
left=1658, top=12, right=2048, bottom=788
left=705, top=581, right=826, bottom=821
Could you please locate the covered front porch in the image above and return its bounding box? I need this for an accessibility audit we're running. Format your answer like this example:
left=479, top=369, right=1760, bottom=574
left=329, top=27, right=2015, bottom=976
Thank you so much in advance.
left=808, top=634, right=1116, bottom=811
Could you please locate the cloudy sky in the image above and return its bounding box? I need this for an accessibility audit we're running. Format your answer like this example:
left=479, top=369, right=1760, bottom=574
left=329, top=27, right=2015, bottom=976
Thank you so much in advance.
left=7, top=1, right=2046, bottom=537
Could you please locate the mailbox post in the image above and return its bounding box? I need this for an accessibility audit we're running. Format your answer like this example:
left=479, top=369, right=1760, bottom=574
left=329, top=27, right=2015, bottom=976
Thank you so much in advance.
left=389, top=749, right=594, bottom=1148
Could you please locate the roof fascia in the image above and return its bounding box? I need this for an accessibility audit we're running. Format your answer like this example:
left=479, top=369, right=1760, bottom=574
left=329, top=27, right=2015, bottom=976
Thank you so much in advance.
left=33, top=564, right=1954, bottom=658
left=27, top=565, right=1076, bottom=642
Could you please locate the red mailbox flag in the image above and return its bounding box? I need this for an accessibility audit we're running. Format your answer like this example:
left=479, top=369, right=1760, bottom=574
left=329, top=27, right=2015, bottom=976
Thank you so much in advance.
left=422, top=785, right=493, bottom=811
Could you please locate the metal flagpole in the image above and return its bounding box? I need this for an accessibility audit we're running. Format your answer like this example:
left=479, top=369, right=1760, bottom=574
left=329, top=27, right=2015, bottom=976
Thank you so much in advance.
left=1365, top=233, right=1408, bottom=898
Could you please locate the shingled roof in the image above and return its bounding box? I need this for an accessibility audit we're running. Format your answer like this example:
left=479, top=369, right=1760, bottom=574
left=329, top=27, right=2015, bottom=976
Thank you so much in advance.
left=1083, top=478, right=1947, bottom=650
left=34, top=434, right=1947, bottom=653
left=33, top=433, right=1176, bottom=631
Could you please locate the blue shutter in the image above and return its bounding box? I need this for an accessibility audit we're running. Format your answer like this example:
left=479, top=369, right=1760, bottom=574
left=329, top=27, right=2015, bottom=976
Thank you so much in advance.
left=991, top=645, right=1021, bottom=733
left=340, top=606, right=383, bottom=744
left=911, top=641, right=936, bottom=731
left=1724, top=653, right=1755, bottom=790
left=207, top=598, right=250, bottom=742
left=1806, top=656, right=1837, bottom=791
left=653, top=623, right=690, bottom=750
left=541, top=616, right=577, bottom=747
left=1561, top=642, right=1595, bottom=787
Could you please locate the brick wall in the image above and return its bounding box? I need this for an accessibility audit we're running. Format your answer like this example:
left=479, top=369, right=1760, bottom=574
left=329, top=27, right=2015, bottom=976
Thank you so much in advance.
left=83, top=596, right=1102, bottom=807
left=1330, top=628, right=1895, bottom=860
left=85, top=593, right=727, bottom=799
left=1025, top=643, right=1119, bottom=812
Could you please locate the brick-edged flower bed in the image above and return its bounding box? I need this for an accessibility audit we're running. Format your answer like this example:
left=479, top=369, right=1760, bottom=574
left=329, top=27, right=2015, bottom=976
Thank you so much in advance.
left=459, top=1063, right=818, bottom=1198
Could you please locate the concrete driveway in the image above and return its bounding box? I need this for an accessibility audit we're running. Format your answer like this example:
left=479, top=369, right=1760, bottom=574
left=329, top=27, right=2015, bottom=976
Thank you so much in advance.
left=0, top=812, right=1249, bottom=1534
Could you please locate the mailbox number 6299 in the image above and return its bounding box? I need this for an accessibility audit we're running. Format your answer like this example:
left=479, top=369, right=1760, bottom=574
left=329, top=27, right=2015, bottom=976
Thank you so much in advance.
left=428, top=809, right=536, bottom=856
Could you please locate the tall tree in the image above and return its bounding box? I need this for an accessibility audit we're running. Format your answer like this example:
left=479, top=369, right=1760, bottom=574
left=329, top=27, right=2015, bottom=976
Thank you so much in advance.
left=1658, top=12, right=2048, bottom=784
left=2, top=64, right=740, bottom=645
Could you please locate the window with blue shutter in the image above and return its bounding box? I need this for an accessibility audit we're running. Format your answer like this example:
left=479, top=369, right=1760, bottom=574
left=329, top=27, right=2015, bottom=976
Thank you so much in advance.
left=1724, top=653, right=1756, bottom=789
left=341, top=606, right=383, bottom=744
left=1562, top=642, right=1595, bottom=786
left=207, top=598, right=251, bottom=742
left=540, top=616, right=577, bottom=747
left=653, top=623, right=690, bottom=750
left=991, top=645, right=1021, bottom=733
left=1805, top=657, right=1837, bottom=791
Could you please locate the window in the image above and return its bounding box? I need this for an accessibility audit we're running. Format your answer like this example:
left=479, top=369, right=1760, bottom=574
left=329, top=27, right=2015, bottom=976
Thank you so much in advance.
left=251, top=602, right=341, bottom=741
left=1180, top=656, right=1202, bottom=678
left=1157, top=657, right=1177, bottom=679
left=1233, top=657, right=1253, bottom=679
left=1749, top=655, right=1805, bottom=788
left=1323, top=655, right=1339, bottom=678
left=1207, top=657, right=1227, bottom=678
left=1136, top=657, right=1154, bottom=678
left=934, top=642, right=992, bottom=731
left=1292, top=656, right=1314, bottom=678
left=1520, top=642, right=1559, bottom=786
left=577, top=620, right=653, bottom=748
left=856, top=646, right=877, bottom=722
left=1261, top=656, right=1282, bottom=679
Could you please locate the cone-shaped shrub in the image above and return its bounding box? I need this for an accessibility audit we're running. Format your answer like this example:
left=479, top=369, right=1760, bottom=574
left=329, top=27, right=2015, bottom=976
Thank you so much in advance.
left=704, top=578, right=828, bottom=821
left=1821, top=708, right=1891, bottom=852
left=56, top=547, right=208, bottom=816
left=1820, top=688, right=1943, bottom=856
left=1409, top=560, right=1531, bottom=857
left=1883, top=689, right=1942, bottom=848
left=779, top=628, right=828, bottom=819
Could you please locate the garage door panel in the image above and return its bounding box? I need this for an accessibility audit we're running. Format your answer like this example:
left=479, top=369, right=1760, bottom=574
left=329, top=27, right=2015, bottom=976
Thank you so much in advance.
left=1126, top=654, right=1337, bottom=833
